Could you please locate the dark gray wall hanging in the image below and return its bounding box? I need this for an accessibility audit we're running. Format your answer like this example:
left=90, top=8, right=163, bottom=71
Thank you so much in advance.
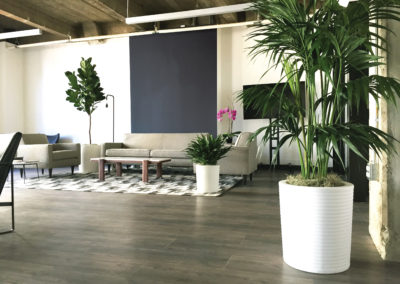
left=130, top=29, right=217, bottom=136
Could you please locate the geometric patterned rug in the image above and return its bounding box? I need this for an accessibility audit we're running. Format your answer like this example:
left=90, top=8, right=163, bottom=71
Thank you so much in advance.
left=10, top=168, right=243, bottom=197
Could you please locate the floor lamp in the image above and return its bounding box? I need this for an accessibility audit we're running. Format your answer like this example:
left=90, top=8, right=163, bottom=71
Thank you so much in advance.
left=105, top=95, right=115, bottom=142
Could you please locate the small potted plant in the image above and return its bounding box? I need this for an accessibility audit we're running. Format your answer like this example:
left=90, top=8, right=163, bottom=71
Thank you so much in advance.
left=217, top=107, right=240, bottom=143
left=65, top=57, right=106, bottom=173
left=186, top=134, right=231, bottom=193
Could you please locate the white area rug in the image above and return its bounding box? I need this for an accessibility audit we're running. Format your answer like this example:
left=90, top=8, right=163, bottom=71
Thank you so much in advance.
left=11, top=168, right=242, bottom=197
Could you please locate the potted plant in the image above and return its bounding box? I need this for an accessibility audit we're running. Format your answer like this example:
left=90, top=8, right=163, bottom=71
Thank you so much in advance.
left=217, top=107, right=240, bottom=143
left=240, top=0, right=400, bottom=274
left=186, top=134, right=231, bottom=193
left=65, top=57, right=106, bottom=173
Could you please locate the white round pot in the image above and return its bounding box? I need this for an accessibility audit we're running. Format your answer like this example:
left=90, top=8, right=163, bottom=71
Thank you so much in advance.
left=279, top=180, right=354, bottom=274
left=80, top=144, right=101, bottom=173
left=196, top=164, right=220, bottom=194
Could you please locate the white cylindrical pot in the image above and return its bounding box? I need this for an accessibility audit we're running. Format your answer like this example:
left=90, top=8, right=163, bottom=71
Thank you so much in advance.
left=80, top=144, right=100, bottom=173
left=279, top=180, right=354, bottom=274
left=196, top=164, right=220, bottom=194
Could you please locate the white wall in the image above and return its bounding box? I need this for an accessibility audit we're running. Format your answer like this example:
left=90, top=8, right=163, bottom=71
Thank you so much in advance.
left=2, top=26, right=302, bottom=165
left=219, top=27, right=301, bottom=165
left=0, top=42, right=25, bottom=133
left=22, top=38, right=131, bottom=144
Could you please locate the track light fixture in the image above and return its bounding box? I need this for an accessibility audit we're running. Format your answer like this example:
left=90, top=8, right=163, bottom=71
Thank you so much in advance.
left=0, top=29, right=42, bottom=40
left=125, top=3, right=254, bottom=25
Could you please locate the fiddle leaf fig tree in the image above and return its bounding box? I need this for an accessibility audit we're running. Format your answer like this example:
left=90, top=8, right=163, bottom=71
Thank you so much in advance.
left=65, top=57, right=106, bottom=144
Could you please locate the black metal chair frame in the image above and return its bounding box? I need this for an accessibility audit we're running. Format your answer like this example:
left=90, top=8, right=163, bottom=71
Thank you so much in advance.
left=0, top=132, right=22, bottom=234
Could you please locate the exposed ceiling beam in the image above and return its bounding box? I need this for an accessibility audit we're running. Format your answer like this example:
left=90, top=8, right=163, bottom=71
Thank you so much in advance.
left=81, top=21, right=101, bottom=37
left=82, top=0, right=126, bottom=22
left=198, top=0, right=238, bottom=24
left=0, top=0, right=76, bottom=38
left=162, top=0, right=183, bottom=11
left=83, top=0, right=146, bottom=31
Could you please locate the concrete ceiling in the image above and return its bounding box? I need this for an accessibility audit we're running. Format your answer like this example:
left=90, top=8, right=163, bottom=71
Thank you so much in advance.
left=0, top=0, right=255, bottom=45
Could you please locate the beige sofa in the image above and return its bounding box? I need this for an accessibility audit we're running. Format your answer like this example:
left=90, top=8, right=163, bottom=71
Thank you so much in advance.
left=17, top=134, right=81, bottom=177
left=0, top=133, right=14, bottom=158
left=101, top=132, right=258, bottom=181
left=101, top=133, right=203, bottom=167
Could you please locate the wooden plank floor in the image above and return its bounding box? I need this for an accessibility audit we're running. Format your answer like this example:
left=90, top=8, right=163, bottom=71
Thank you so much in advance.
left=0, top=168, right=399, bottom=284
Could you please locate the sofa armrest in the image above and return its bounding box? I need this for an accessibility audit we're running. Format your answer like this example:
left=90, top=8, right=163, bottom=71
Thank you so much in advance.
left=53, top=143, right=80, bottom=152
left=218, top=141, right=258, bottom=175
left=100, top=142, right=123, bottom=157
left=17, top=144, right=52, bottom=167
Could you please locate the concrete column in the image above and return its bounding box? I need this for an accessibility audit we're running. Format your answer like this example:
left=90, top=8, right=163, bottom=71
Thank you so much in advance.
left=369, top=17, right=400, bottom=261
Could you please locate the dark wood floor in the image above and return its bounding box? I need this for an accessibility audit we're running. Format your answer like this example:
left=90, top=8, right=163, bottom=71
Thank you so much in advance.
left=0, top=168, right=399, bottom=284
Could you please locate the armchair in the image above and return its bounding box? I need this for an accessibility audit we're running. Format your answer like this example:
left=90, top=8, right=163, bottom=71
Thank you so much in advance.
left=218, top=132, right=258, bottom=183
left=17, top=134, right=80, bottom=177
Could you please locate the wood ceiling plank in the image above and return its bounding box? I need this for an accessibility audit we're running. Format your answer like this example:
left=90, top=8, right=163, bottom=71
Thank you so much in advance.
left=0, top=0, right=76, bottom=38
left=82, top=0, right=127, bottom=22
left=162, top=0, right=184, bottom=11
left=83, top=0, right=148, bottom=31
left=197, top=0, right=238, bottom=23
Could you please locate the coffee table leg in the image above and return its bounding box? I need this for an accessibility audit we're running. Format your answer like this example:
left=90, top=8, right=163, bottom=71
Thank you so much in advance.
left=36, top=163, right=39, bottom=180
left=156, top=163, right=162, bottom=179
left=98, top=159, right=105, bottom=181
left=142, top=160, right=149, bottom=182
left=116, top=163, right=122, bottom=176
left=23, top=165, right=26, bottom=184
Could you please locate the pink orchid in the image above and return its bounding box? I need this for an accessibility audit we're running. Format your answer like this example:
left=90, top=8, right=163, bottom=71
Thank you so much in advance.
left=217, top=107, right=237, bottom=134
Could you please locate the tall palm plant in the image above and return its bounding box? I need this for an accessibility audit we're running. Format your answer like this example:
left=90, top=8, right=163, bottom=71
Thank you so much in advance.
left=240, top=0, right=400, bottom=181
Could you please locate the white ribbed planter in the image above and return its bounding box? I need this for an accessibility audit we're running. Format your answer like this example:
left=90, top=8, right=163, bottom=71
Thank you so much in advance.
left=80, top=144, right=100, bottom=173
left=196, top=164, right=220, bottom=194
left=279, top=180, right=354, bottom=274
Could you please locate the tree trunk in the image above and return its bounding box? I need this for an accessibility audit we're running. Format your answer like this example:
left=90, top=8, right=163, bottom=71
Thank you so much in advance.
left=89, top=114, right=92, bottom=144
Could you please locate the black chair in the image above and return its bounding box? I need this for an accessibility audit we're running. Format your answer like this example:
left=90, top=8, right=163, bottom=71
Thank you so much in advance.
left=0, top=132, right=22, bottom=234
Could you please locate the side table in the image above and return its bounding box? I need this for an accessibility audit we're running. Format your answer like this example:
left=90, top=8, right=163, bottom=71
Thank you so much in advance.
left=12, top=160, right=40, bottom=183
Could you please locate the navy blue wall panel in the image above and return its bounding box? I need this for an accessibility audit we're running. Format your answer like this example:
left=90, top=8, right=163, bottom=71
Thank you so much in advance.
left=129, top=30, right=217, bottom=136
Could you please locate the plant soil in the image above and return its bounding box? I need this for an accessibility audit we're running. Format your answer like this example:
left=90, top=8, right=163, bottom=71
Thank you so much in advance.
left=286, top=174, right=345, bottom=187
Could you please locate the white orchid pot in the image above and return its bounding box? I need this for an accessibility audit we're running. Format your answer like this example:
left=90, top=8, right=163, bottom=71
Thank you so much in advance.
left=279, top=180, right=354, bottom=274
left=196, top=164, right=220, bottom=194
left=80, top=144, right=100, bottom=173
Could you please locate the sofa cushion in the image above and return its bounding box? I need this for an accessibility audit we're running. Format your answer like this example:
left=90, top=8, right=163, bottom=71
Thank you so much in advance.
left=106, top=148, right=150, bottom=157
left=150, top=149, right=189, bottom=159
left=161, top=133, right=204, bottom=150
left=21, top=134, right=49, bottom=145
left=123, top=134, right=164, bottom=150
left=0, top=133, right=13, bottom=157
left=123, top=133, right=205, bottom=150
left=53, top=150, right=78, bottom=160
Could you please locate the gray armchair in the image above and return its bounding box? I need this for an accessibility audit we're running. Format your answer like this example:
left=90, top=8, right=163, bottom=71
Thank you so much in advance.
left=218, top=132, right=258, bottom=182
left=17, top=134, right=80, bottom=177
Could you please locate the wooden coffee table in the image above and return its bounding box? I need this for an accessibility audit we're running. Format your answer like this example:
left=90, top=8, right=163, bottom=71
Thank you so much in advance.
left=91, top=157, right=171, bottom=182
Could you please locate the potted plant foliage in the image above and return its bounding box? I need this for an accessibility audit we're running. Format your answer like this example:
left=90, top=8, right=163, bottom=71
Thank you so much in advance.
left=240, top=0, right=400, bottom=274
left=65, top=57, right=106, bottom=173
left=186, top=134, right=231, bottom=193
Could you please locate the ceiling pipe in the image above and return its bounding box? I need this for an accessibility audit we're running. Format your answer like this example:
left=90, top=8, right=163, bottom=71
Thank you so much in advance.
left=16, top=20, right=256, bottom=48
